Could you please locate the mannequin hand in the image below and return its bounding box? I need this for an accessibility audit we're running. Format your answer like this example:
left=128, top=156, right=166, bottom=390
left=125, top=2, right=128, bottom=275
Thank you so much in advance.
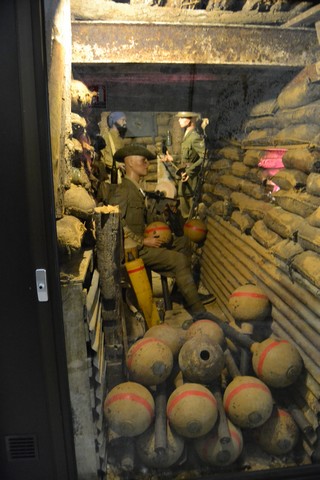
left=181, top=172, right=189, bottom=182
left=163, top=151, right=174, bottom=162
left=143, top=236, right=163, bottom=248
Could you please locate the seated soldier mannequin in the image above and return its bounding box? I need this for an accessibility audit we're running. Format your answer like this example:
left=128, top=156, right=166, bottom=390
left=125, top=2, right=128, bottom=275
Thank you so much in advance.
left=108, top=144, right=214, bottom=314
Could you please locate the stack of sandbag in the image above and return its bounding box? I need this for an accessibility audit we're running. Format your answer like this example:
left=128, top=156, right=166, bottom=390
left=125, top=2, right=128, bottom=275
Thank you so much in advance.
left=202, top=138, right=274, bottom=235
left=57, top=84, right=97, bottom=258
left=242, top=65, right=320, bottom=150
left=274, top=64, right=320, bottom=147
left=242, top=98, right=279, bottom=148
left=201, top=142, right=245, bottom=219
left=202, top=63, right=320, bottom=289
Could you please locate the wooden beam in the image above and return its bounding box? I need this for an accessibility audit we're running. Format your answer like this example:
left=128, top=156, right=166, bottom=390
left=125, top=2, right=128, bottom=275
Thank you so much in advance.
left=282, top=4, right=320, bottom=28
left=316, top=20, right=320, bottom=45
left=72, top=22, right=317, bottom=67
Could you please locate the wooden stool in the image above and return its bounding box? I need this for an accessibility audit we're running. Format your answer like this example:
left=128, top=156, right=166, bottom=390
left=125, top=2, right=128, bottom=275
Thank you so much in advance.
left=159, top=274, right=173, bottom=311
left=146, top=268, right=173, bottom=311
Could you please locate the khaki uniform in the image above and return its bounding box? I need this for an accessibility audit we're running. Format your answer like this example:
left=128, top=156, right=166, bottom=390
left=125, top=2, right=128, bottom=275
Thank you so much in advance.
left=101, top=128, right=125, bottom=169
left=96, top=128, right=125, bottom=201
left=177, top=128, right=205, bottom=217
left=110, top=177, right=204, bottom=313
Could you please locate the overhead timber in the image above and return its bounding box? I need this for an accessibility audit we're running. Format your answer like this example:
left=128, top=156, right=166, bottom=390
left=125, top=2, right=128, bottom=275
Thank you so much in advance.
left=72, top=18, right=318, bottom=67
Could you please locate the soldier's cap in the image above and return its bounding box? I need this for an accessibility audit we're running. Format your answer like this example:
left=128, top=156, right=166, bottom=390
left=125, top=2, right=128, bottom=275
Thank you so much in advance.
left=114, top=144, right=157, bottom=162
left=176, top=111, right=199, bottom=118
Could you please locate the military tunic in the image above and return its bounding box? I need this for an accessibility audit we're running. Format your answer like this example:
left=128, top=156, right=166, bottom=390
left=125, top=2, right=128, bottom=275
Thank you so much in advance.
left=110, top=177, right=204, bottom=312
left=177, top=128, right=205, bottom=217
left=101, top=128, right=125, bottom=169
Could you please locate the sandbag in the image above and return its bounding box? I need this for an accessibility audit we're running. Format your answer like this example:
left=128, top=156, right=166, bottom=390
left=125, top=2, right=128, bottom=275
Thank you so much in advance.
left=71, top=79, right=96, bottom=113
left=217, top=145, right=243, bottom=162
left=231, top=162, right=249, bottom=178
left=220, top=174, right=244, bottom=191
left=311, top=133, right=320, bottom=147
left=202, top=183, right=216, bottom=195
left=273, top=189, right=320, bottom=218
left=297, top=222, right=320, bottom=255
left=197, top=202, right=208, bottom=220
left=210, top=158, right=233, bottom=171
left=243, top=115, right=277, bottom=133
left=251, top=220, right=282, bottom=249
left=71, top=166, right=91, bottom=190
left=274, top=124, right=320, bottom=145
left=306, top=172, right=320, bottom=197
left=249, top=99, right=278, bottom=117
left=246, top=167, right=263, bottom=184
left=231, top=192, right=273, bottom=220
left=64, top=183, right=96, bottom=219
left=277, top=76, right=320, bottom=110
left=307, top=207, right=320, bottom=228
left=243, top=149, right=264, bottom=167
left=263, top=206, right=305, bottom=239
left=213, top=184, right=232, bottom=200
left=282, top=148, right=320, bottom=173
left=56, top=215, right=86, bottom=256
left=208, top=201, right=225, bottom=217
left=270, top=239, right=304, bottom=263
left=230, top=210, right=255, bottom=234
left=202, top=192, right=216, bottom=206
left=241, top=180, right=269, bottom=201
left=205, top=170, right=220, bottom=184
left=272, top=169, right=308, bottom=190
left=275, top=101, right=320, bottom=128
left=291, top=250, right=320, bottom=289
left=243, top=128, right=279, bottom=146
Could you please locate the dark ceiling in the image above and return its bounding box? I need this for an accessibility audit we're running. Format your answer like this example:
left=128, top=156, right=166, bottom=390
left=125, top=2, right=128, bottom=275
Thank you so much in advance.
left=72, top=63, right=298, bottom=114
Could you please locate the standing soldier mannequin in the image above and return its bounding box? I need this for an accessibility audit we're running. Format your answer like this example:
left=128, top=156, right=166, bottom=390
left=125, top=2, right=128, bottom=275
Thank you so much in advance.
left=97, top=111, right=127, bottom=203
left=101, top=111, right=127, bottom=182
left=165, top=112, right=206, bottom=218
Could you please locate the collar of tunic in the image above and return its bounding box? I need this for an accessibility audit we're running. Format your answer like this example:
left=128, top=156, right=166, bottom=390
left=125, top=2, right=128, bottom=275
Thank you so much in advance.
left=124, top=175, right=146, bottom=198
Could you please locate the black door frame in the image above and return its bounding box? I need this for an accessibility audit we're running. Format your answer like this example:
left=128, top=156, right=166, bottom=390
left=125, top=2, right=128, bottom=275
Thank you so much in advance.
left=0, top=1, right=77, bottom=479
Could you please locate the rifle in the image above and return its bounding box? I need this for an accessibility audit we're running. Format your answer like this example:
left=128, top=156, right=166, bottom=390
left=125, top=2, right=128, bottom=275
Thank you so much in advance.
left=145, top=190, right=185, bottom=237
left=188, top=146, right=211, bottom=220
left=161, top=140, right=194, bottom=196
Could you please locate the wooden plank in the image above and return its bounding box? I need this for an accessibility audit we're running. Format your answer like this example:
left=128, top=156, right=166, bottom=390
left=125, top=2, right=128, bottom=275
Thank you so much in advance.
left=316, top=21, right=320, bottom=45
left=89, top=292, right=100, bottom=333
left=283, top=4, right=320, bottom=28
left=86, top=269, right=100, bottom=319
left=98, top=331, right=105, bottom=384
left=92, top=302, right=102, bottom=352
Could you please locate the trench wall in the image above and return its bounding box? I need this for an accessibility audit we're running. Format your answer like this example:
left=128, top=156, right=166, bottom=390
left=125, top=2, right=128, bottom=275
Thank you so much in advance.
left=200, top=62, right=320, bottom=460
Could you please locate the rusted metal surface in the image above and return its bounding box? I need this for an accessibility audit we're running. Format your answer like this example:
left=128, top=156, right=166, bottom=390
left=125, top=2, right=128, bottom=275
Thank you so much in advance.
left=72, top=22, right=318, bottom=67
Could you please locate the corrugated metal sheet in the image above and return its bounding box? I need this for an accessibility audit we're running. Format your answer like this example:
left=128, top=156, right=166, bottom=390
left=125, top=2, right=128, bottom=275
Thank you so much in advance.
left=201, top=214, right=320, bottom=456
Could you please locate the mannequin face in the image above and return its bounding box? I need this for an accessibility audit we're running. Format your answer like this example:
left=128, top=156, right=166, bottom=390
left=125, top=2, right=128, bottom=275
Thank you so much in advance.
left=178, top=117, right=192, bottom=128
left=125, top=155, right=149, bottom=179
left=116, top=116, right=127, bottom=127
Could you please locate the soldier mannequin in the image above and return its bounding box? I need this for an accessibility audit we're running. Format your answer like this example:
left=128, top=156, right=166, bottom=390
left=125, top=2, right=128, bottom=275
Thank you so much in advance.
left=96, top=112, right=127, bottom=203
left=109, top=144, right=212, bottom=314
left=101, top=111, right=127, bottom=177
left=165, top=112, right=206, bottom=218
